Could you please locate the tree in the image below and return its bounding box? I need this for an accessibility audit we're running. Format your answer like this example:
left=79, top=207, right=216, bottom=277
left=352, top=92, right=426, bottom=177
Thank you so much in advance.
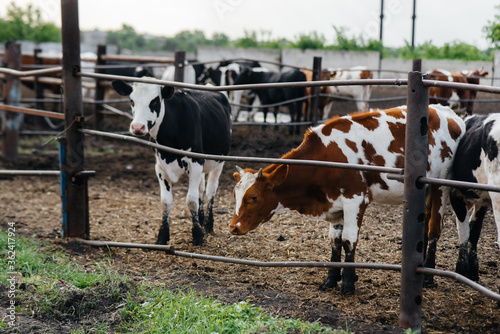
left=483, top=5, right=500, bottom=48
left=0, top=2, right=60, bottom=42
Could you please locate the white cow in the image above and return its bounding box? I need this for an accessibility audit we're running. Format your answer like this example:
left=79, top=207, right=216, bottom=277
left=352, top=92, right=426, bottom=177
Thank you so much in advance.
left=322, top=66, right=373, bottom=119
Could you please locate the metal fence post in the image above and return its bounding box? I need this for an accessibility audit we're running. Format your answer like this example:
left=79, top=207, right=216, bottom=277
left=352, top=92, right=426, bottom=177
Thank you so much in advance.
left=60, top=0, right=89, bottom=239
left=174, top=51, right=186, bottom=82
left=311, top=56, right=322, bottom=126
left=399, top=70, right=428, bottom=330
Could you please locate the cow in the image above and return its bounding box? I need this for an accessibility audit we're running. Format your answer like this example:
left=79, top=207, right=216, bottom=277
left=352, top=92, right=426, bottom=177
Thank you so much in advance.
left=428, top=69, right=488, bottom=115
left=161, top=62, right=206, bottom=84
left=233, top=68, right=306, bottom=134
left=229, top=105, right=465, bottom=294
left=111, top=78, right=232, bottom=246
left=449, top=113, right=500, bottom=281
left=321, top=66, right=373, bottom=119
left=197, top=61, right=264, bottom=122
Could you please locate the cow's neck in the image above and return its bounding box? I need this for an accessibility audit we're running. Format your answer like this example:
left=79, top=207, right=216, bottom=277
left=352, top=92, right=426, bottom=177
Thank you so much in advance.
left=267, top=136, right=334, bottom=218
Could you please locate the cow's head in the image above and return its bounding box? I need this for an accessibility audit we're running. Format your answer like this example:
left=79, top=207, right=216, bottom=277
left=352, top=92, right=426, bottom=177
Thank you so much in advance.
left=112, top=80, right=174, bottom=138
left=229, top=165, right=289, bottom=235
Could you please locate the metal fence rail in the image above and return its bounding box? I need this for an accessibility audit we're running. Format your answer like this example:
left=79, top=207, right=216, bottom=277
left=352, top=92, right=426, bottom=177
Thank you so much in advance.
left=76, top=238, right=500, bottom=302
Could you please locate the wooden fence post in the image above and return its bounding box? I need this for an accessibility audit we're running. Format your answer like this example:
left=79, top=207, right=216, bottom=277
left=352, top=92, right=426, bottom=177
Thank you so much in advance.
left=60, top=0, right=89, bottom=239
left=174, top=51, right=186, bottom=82
left=1, top=41, right=22, bottom=161
left=94, top=44, right=106, bottom=129
left=33, top=48, right=45, bottom=129
left=310, top=56, right=322, bottom=126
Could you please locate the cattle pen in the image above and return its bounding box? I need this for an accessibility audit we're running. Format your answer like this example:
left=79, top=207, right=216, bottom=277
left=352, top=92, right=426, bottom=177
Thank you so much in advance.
left=1, top=1, right=500, bottom=332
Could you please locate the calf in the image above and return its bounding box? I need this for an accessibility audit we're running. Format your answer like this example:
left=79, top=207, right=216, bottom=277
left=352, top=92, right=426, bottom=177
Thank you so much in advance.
left=428, top=69, right=488, bottom=115
left=230, top=105, right=465, bottom=294
left=233, top=68, right=306, bottom=134
left=112, top=79, right=232, bottom=246
left=449, top=114, right=500, bottom=281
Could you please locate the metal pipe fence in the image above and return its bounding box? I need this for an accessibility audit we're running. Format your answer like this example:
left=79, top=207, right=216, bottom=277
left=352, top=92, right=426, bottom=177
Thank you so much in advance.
left=76, top=238, right=500, bottom=302
left=3, top=44, right=500, bottom=330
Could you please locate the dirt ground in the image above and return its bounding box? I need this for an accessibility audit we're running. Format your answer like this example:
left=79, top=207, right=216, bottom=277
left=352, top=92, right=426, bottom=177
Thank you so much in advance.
left=1, top=87, right=499, bottom=333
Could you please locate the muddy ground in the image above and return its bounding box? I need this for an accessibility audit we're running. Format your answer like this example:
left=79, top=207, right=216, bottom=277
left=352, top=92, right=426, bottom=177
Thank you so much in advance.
left=0, top=87, right=499, bottom=333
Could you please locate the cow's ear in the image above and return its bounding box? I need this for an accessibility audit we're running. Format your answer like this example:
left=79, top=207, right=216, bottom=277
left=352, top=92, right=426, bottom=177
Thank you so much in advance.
left=233, top=172, right=241, bottom=183
left=268, top=164, right=288, bottom=189
left=112, top=80, right=132, bottom=96
left=161, top=86, right=175, bottom=100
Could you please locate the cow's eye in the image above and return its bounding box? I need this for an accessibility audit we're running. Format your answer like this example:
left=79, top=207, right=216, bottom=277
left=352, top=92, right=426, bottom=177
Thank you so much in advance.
left=249, top=195, right=257, bottom=203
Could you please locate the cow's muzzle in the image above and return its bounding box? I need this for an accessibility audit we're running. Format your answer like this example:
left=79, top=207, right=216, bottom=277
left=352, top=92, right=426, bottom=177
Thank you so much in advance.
left=130, top=123, right=147, bottom=136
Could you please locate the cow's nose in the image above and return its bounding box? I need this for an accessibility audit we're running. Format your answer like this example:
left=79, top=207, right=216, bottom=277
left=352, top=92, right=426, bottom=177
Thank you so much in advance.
left=130, top=123, right=146, bottom=136
left=229, top=225, right=239, bottom=235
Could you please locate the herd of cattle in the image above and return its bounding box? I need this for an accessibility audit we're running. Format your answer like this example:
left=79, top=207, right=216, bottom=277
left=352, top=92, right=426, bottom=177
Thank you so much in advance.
left=3, top=50, right=498, bottom=294
left=109, top=59, right=499, bottom=295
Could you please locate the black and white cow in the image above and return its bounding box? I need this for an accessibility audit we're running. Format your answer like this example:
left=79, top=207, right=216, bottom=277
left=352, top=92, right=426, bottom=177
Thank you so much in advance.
left=112, top=79, right=232, bottom=246
left=450, top=113, right=500, bottom=281
left=161, top=62, right=207, bottom=84
left=197, top=61, right=264, bottom=122
left=233, top=68, right=306, bottom=134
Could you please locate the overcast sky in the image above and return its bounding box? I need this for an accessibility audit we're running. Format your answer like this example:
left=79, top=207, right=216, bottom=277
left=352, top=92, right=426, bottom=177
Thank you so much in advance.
left=3, top=0, right=499, bottom=49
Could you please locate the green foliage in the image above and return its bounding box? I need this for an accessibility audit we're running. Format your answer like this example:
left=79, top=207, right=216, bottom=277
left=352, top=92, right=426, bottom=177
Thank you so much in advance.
left=330, top=26, right=382, bottom=52
left=483, top=5, right=500, bottom=48
left=0, top=2, right=61, bottom=43
left=397, top=40, right=492, bottom=61
left=107, top=26, right=231, bottom=53
left=290, top=31, right=327, bottom=50
left=121, top=287, right=345, bottom=333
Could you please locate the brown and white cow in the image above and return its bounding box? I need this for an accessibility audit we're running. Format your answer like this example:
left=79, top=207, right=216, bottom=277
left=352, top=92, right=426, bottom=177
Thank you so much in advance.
left=321, top=66, right=373, bottom=119
left=229, top=105, right=465, bottom=294
left=428, top=69, right=488, bottom=115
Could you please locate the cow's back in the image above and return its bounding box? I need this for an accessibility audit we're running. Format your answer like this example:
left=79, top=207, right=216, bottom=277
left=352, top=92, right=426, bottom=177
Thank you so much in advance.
left=158, top=89, right=232, bottom=156
left=452, top=114, right=498, bottom=187
left=278, top=105, right=464, bottom=205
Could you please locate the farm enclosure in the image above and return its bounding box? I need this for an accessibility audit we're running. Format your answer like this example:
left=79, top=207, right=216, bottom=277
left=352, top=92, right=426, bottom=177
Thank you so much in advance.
left=1, top=86, right=499, bottom=333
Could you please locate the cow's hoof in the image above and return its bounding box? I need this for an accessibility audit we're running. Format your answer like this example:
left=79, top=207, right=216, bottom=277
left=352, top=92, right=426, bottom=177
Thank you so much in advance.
left=155, top=237, right=169, bottom=245
left=340, top=282, right=356, bottom=295
left=423, top=275, right=435, bottom=287
left=192, top=238, right=205, bottom=247
left=319, top=278, right=338, bottom=291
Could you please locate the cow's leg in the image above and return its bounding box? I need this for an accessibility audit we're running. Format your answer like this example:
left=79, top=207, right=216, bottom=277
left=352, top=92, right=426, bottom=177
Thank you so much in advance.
left=231, top=90, right=242, bottom=121
left=198, top=173, right=206, bottom=230
left=466, top=205, right=487, bottom=281
left=187, top=162, right=204, bottom=246
left=204, top=162, right=224, bottom=234
left=155, top=164, right=174, bottom=245
left=423, top=185, right=447, bottom=285
left=491, top=192, right=500, bottom=252
left=262, top=107, right=268, bottom=130
left=287, top=103, right=295, bottom=135
left=455, top=209, right=472, bottom=278
left=340, top=199, right=366, bottom=294
left=295, top=101, right=303, bottom=134
left=320, top=222, right=343, bottom=291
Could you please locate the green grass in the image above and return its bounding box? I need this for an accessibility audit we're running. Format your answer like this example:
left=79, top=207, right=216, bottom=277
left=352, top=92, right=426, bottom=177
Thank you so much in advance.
left=0, top=230, right=351, bottom=333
